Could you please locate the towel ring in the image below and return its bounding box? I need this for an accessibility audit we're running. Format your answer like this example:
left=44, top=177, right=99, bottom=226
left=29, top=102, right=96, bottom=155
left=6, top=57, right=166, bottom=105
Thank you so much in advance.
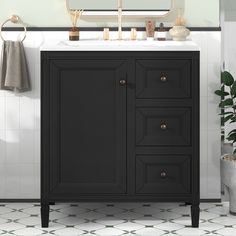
left=0, top=15, right=27, bottom=42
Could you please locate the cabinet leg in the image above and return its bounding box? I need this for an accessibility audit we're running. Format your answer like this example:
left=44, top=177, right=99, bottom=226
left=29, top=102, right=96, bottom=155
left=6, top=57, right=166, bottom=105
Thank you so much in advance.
left=41, top=204, right=50, bottom=228
left=191, top=204, right=200, bottom=228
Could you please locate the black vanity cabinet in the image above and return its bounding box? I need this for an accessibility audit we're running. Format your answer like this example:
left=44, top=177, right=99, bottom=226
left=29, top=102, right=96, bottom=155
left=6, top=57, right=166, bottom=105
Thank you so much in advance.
left=41, top=51, right=200, bottom=228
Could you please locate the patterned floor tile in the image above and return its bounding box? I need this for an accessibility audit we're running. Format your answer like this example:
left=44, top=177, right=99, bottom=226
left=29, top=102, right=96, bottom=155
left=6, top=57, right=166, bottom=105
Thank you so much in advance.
left=174, top=227, right=208, bottom=236
left=215, top=227, right=236, bottom=236
left=16, top=216, right=41, bottom=226
left=210, top=216, right=236, bottom=226
left=96, top=206, right=125, bottom=215
left=58, top=206, right=88, bottom=215
left=50, top=203, right=70, bottom=210
left=200, top=203, right=219, bottom=210
left=95, top=216, right=126, bottom=226
left=75, top=222, right=105, bottom=231
left=5, top=203, right=34, bottom=210
left=51, top=227, right=85, bottom=236
left=1, top=211, right=29, bottom=220
left=115, top=202, right=146, bottom=210
left=133, top=205, right=162, bottom=215
left=0, top=217, right=9, bottom=224
left=0, top=222, right=25, bottom=231
left=115, top=211, right=143, bottom=220
left=95, top=227, right=125, bottom=236
left=199, top=211, right=219, bottom=220
left=78, top=203, right=106, bottom=210
left=21, top=206, right=40, bottom=215
left=79, top=211, right=105, bottom=220
left=36, top=222, right=65, bottom=231
left=48, top=211, right=67, bottom=220
left=115, top=221, right=144, bottom=231
left=134, top=227, right=166, bottom=236
left=12, top=227, right=45, bottom=235
left=55, top=216, right=86, bottom=225
left=0, top=202, right=235, bottom=235
left=207, top=206, right=229, bottom=215
left=153, top=211, right=182, bottom=220
left=199, top=222, right=224, bottom=231
left=172, top=216, right=196, bottom=226
left=133, top=216, right=164, bottom=226
left=170, top=205, right=191, bottom=215
left=152, top=202, right=180, bottom=210
left=0, top=206, right=14, bottom=215
left=154, top=222, right=184, bottom=231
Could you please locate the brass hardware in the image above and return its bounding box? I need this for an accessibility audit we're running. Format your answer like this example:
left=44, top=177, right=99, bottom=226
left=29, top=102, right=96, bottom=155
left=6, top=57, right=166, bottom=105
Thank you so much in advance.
left=160, top=171, right=167, bottom=178
left=160, top=76, right=167, bottom=82
left=0, top=15, right=27, bottom=42
left=119, top=80, right=126, bottom=85
left=160, top=123, right=167, bottom=130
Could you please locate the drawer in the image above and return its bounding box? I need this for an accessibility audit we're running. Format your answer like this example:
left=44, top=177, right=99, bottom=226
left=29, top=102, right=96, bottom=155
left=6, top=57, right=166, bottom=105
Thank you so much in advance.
left=136, top=107, right=191, bottom=146
left=136, top=59, right=191, bottom=99
left=136, top=155, right=191, bottom=194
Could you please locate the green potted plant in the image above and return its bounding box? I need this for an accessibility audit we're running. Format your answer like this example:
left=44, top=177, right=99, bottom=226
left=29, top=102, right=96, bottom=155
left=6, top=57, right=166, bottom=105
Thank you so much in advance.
left=215, top=71, right=236, bottom=215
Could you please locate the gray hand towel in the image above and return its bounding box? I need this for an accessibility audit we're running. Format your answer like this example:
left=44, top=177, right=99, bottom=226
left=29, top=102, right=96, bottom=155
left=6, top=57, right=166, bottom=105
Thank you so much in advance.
left=0, top=40, right=30, bottom=92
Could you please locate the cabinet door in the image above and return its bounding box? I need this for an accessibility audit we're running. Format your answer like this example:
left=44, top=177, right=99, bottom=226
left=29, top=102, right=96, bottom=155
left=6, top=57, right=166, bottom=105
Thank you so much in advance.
left=43, top=55, right=127, bottom=195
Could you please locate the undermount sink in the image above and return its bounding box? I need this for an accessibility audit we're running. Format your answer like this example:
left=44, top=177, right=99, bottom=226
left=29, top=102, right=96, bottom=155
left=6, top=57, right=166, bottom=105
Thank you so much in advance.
left=40, top=40, right=199, bottom=51
left=59, top=39, right=157, bottom=46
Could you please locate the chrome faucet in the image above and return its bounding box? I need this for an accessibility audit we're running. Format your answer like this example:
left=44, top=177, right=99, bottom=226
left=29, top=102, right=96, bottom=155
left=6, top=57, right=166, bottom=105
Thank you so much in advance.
left=117, top=0, right=122, bottom=40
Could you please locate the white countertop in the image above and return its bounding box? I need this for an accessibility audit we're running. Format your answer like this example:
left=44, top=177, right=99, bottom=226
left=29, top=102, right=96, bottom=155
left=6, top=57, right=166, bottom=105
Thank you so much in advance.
left=40, top=40, right=200, bottom=51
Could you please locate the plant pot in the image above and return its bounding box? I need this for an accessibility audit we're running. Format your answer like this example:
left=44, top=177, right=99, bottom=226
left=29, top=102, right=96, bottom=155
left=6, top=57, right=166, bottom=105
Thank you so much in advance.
left=169, top=26, right=190, bottom=41
left=221, top=155, right=236, bottom=215
left=69, top=27, right=79, bottom=41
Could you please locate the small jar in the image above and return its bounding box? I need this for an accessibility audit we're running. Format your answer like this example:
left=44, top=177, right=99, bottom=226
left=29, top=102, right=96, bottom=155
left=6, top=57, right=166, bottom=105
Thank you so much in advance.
left=146, top=20, right=155, bottom=40
left=130, top=28, right=137, bottom=40
left=157, top=23, right=166, bottom=41
left=69, top=27, right=79, bottom=41
left=103, top=28, right=110, bottom=40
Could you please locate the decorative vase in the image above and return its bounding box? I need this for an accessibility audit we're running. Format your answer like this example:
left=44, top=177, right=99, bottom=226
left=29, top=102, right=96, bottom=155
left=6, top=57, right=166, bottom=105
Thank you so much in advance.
left=221, top=155, right=236, bottom=215
left=69, top=27, right=79, bottom=41
left=169, top=26, right=190, bottom=41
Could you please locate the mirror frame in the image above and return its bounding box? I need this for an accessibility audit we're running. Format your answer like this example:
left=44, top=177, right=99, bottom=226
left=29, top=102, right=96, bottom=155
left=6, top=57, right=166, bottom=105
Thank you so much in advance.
left=66, top=0, right=175, bottom=19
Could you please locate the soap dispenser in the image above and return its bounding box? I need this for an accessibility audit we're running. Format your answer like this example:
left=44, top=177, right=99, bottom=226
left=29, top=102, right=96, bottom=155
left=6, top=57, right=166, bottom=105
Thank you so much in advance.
left=157, top=23, right=166, bottom=41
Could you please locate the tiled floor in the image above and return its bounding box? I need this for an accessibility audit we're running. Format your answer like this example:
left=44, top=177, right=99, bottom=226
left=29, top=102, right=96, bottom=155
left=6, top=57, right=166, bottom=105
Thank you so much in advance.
left=0, top=202, right=235, bottom=235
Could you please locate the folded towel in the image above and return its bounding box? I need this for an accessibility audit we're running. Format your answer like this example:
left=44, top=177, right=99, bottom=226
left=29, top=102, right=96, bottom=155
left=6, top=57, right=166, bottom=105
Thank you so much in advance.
left=0, top=40, right=30, bottom=92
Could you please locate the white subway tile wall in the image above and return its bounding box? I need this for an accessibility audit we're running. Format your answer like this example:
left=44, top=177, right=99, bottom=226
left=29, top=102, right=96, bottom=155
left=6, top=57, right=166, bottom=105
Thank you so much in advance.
left=0, top=31, right=221, bottom=199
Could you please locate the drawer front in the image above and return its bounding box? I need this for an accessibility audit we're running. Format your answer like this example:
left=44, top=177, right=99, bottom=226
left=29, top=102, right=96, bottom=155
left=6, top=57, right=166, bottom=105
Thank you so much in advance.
left=136, top=155, right=191, bottom=194
left=136, top=107, right=191, bottom=146
left=136, top=59, right=191, bottom=99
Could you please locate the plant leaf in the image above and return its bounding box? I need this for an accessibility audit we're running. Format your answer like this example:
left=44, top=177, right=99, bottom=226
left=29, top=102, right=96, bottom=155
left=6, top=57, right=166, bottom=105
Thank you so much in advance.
left=222, top=71, right=234, bottom=86
left=230, top=117, right=236, bottom=123
left=224, top=114, right=234, bottom=123
left=232, top=81, right=236, bottom=96
left=219, top=112, right=233, bottom=116
left=227, top=133, right=236, bottom=141
left=219, top=98, right=234, bottom=107
left=229, top=129, right=236, bottom=135
left=215, top=90, right=229, bottom=97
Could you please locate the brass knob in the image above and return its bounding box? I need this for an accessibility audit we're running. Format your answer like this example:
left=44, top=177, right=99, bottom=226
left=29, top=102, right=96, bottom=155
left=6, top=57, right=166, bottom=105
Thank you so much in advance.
left=160, top=76, right=167, bottom=82
left=119, top=80, right=126, bottom=85
left=160, top=123, right=167, bottom=130
left=160, top=171, right=167, bottom=178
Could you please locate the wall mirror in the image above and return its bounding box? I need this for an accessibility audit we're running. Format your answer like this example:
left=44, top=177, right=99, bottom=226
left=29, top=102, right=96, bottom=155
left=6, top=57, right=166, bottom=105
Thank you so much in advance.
left=66, top=0, right=175, bottom=18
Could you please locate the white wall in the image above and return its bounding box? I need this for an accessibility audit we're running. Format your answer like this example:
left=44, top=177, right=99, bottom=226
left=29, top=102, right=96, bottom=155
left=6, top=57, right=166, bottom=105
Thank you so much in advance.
left=0, top=31, right=221, bottom=199
left=0, top=0, right=220, bottom=27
